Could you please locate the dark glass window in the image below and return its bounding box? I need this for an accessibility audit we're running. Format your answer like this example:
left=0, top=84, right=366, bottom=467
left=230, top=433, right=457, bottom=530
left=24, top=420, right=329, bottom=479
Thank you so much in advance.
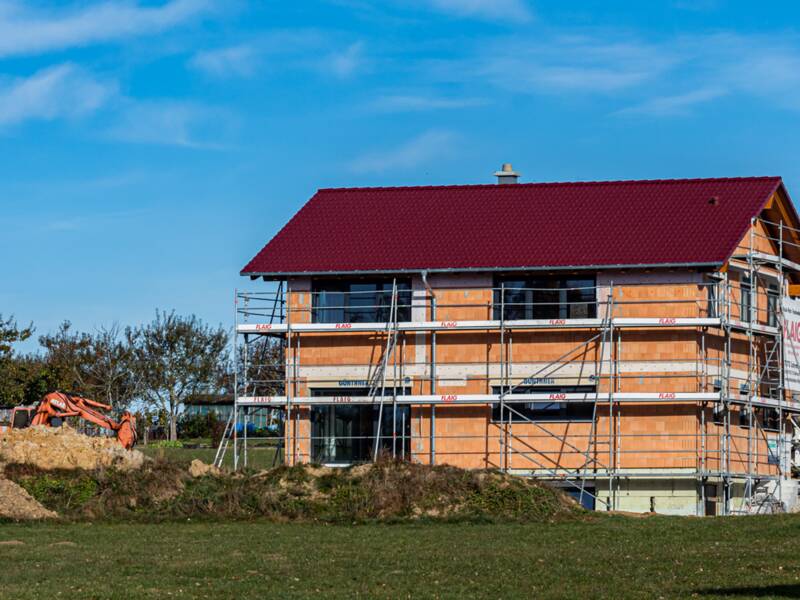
left=491, top=385, right=596, bottom=422
left=712, top=404, right=725, bottom=425
left=759, top=407, right=780, bottom=432
left=493, top=277, right=596, bottom=320
left=767, top=284, right=779, bottom=327
left=312, top=280, right=411, bottom=323
left=740, top=275, right=752, bottom=323
left=310, top=388, right=410, bottom=464
left=738, top=407, right=752, bottom=428
left=707, top=283, right=718, bottom=318
left=562, top=485, right=596, bottom=510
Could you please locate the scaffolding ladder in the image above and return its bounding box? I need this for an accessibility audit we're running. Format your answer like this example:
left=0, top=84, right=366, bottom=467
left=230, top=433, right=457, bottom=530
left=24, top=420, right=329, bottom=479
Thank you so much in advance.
left=370, top=280, right=400, bottom=461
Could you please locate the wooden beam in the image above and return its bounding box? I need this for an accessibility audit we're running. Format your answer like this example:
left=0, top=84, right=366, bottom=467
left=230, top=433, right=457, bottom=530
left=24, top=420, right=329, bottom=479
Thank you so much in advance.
left=772, top=191, right=800, bottom=244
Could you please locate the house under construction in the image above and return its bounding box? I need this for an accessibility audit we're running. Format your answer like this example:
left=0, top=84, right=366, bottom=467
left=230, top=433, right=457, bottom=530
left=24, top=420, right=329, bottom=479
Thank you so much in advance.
left=219, top=166, right=800, bottom=516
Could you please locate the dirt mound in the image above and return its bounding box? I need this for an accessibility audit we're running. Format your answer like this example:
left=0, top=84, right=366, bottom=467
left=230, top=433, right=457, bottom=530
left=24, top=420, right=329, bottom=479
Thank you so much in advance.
left=188, top=459, right=220, bottom=478
left=0, top=478, right=56, bottom=520
left=0, top=426, right=144, bottom=471
left=8, top=458, right=579, bottom=523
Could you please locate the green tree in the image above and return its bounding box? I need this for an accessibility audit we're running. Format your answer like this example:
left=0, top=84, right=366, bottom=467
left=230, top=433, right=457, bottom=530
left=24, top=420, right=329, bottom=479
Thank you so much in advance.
left=38, top=321, right=91, bottom=394
left=128, top=311, right=228, bottom=441
left=0, top=315, right=41, bottom=406
left=0, top=315, right=33, bottom=357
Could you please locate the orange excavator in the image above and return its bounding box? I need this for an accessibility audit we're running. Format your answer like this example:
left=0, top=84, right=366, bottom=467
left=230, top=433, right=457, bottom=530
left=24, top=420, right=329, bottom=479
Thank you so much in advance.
left=9, top=391, right=138, bottom=450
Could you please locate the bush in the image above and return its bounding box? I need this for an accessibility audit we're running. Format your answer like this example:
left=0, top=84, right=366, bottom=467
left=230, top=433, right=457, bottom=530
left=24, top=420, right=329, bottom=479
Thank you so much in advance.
left=177, top=411, right=220, bottom=440
left=211, top=418, right=227, bottom=448
left=149, top=440, right=184, bottom=449
left=4, top=458, right=580, bottom=523
left=9, top=467, right=98, bottom=512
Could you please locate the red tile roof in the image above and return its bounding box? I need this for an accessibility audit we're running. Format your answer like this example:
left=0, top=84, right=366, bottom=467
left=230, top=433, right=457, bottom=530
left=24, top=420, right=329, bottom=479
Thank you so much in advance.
left=242, top=177, right=786, bottom=276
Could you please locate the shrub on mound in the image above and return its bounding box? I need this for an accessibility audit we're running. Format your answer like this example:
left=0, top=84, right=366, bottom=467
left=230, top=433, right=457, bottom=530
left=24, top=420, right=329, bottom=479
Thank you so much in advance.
left=4, top=459, right=580, bottom=523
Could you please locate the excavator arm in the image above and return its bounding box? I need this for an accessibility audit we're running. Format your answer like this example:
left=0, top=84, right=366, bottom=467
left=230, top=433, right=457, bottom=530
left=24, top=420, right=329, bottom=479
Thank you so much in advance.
left=28, top=392, right=138, bottom=450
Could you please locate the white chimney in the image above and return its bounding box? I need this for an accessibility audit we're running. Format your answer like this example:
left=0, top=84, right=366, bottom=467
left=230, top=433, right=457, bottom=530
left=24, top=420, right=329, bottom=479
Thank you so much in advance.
left=494, top=163, right=519, bottom=184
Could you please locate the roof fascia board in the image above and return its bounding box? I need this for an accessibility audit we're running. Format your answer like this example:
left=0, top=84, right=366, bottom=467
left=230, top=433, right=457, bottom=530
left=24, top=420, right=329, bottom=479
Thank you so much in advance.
left=242, top=261, right=722, bottom=279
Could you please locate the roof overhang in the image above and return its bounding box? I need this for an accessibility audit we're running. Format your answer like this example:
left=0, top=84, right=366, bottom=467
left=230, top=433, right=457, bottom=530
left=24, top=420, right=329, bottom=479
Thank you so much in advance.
left=242, top=261, right=724, bottom=280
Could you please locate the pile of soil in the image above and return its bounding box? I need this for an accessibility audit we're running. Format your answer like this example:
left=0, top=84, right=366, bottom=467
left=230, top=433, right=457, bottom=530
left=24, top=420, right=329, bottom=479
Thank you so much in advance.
left=188, top=458, right=221, bottom=478
left=6, top=459, right=579, bottom=523
left=0, top=478, right=56, bottom=520
left=0, top=425, right=144, bottom=471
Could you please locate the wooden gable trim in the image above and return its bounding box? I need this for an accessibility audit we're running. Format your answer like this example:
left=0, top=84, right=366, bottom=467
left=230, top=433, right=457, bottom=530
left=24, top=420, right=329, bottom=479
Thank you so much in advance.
left=767, top=189, right=800, bottom=243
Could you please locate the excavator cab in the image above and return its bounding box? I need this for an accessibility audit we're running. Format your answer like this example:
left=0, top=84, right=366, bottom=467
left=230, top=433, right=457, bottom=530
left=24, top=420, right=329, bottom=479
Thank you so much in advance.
left=11, top=406, right=34, bottom=429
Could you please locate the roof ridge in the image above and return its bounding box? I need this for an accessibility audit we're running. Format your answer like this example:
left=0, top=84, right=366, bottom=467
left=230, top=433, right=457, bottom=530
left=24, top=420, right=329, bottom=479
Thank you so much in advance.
left=318, top=175, right=782, bottom=193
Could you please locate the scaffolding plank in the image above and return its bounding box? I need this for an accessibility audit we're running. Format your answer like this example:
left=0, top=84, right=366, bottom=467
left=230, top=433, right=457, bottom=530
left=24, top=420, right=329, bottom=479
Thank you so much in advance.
left=237, top=317, right=722, bottom=335
left=236, top=391, right=723, bottom=406
left=727, top=320, right=780, bottom=335
left=734, top=251, right=800, bottom=273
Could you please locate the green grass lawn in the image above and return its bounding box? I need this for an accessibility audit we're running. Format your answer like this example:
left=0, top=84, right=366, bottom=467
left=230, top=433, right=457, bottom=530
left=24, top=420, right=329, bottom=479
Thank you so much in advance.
left=2, top=515, right=800, bottom=599
left=140, top=443, right=278, bottom=470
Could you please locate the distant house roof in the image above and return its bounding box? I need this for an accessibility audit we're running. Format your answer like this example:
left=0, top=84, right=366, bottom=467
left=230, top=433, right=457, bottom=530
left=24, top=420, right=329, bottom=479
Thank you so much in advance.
left=185, top=393, right=234, bottom=406
left=242, top=176, right=787, bottom=277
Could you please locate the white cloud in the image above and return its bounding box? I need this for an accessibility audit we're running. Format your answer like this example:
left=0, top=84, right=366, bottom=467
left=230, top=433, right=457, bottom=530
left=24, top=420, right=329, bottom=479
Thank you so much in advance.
left=190, top=44, right=258, bottom=78
left=0, top=64, right=114, bottom=126
left=471, top=36, right=677, bottom=94
left=42, top=209, right=148, bottom=233
left=105, top=100, right=232, bottom=148
left=722, top=46, right=800, bottom=107
left=616, top=87, right=726, bottom=116
left=187, top=32, right=367, bottom=81
left=370, top=94, right=488, bottom=112
left=423, top=0, right=532, bottom=22
left=0, top=64, right=229, bottom=148
left=348, top=129, right=457, bottom=174
left=420, top=30, right=800, bottom=116
left=0, top=0, right=212, bottom=57
left=326, top=41, right=365, bottom=78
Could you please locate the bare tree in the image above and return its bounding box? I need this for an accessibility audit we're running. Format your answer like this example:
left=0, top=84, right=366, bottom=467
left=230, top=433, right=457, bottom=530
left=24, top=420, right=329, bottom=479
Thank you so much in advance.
left=82, top=324, right=139, bottom=409
left=128, top=310, right=228, bottom=441
left=38, top=322, right=138, bottom=410
left=221, top=336, right=284, bottom=396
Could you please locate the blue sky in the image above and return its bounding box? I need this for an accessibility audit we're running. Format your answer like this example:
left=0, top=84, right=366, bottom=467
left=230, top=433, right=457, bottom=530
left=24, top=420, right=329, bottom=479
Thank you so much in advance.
left=3, top=0, right=800, bottom=349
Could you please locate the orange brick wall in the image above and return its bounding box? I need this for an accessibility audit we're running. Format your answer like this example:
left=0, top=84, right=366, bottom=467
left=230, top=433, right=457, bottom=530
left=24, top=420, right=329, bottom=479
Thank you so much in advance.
left=281, top=272, right=784, bottom=476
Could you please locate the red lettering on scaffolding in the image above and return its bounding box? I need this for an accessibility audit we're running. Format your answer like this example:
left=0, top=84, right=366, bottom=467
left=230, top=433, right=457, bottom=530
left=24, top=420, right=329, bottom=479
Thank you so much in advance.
left=255, top=324, right=273, bottom=331
left=549, top=393, right=567, bottom=400
left=335, top=323, right=353, bottom=329
left=785, top=320, right=800, bottom=344
left=252, top=397, right=275, bottom=403
left=332, top=396, right=352, bottom=403
left=440, top=395, right=457, bottom=403
left=658, top=318, right=677, bottom=325
left=658, top=393, right=676, bottom=399
left=440, top=321, right=458, bottom=328
left=549, top=319, right=566, bottom=325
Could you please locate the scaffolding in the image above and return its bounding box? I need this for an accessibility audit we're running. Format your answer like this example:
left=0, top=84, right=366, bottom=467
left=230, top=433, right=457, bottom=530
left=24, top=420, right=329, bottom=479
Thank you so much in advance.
left=218, top=216, right=800, bottom=515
